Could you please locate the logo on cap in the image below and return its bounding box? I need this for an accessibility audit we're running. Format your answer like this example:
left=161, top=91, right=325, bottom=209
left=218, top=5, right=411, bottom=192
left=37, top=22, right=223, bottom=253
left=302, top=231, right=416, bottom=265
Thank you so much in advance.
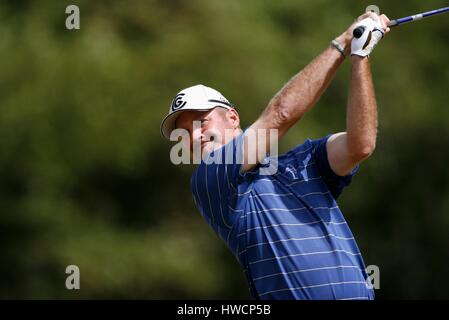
left=171, top=93, right=186, bottom=111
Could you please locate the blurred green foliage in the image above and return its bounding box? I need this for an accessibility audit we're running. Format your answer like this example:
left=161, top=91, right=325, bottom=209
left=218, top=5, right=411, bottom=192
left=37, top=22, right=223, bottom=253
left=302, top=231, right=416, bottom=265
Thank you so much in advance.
left=0, top=0, right=448, bottom=299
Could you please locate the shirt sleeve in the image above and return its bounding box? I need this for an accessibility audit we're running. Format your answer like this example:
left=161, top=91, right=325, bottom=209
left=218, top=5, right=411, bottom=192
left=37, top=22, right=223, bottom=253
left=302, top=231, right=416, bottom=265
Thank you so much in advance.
left=191, top=131, right=246, bottom=230
left=308, top=135, right=358, bottom=199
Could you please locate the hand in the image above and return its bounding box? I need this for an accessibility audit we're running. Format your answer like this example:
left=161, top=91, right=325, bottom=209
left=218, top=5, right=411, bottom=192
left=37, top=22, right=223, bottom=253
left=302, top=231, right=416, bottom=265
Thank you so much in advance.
left=350, top=18, right=383, bottom=57
left=336, top=12, right=391, bottom=56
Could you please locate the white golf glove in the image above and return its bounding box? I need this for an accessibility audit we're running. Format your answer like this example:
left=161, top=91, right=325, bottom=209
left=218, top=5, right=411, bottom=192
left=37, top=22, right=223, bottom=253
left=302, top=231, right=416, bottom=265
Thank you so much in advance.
left=351, top=17, right=385, bottom=57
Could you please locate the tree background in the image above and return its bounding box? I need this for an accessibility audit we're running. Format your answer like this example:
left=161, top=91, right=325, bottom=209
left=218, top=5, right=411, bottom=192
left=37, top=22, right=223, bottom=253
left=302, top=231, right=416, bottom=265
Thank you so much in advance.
left=0, top=0, right=448, bottom=299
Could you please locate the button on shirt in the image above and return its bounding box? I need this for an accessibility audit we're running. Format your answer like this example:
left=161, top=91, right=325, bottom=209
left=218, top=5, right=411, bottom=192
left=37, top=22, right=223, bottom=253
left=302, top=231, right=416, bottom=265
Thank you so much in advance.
left=191, top=132, right=374, bottom=300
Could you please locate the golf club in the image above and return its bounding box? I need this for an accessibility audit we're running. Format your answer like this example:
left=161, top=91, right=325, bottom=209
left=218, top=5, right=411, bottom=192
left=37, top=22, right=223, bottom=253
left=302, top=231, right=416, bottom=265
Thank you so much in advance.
left=353, top=6, right=449, bottom=38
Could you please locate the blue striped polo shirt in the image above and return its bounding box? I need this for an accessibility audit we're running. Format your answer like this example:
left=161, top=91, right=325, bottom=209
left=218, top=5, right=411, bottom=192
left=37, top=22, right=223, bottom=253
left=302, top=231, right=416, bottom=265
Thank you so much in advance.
left=191, top=131, right=374, bottom=300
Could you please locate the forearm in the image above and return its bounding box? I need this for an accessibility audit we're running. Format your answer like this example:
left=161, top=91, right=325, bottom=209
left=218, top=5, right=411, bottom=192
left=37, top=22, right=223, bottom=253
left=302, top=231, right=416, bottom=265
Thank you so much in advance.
left=265, top=44, right=346, bottom=130
left=346, top=56, right=378, bottom=157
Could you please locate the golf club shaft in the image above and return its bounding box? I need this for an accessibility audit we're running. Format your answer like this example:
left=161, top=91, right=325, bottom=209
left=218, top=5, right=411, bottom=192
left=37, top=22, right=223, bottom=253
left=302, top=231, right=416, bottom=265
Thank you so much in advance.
left=388, top=6, right=449, bottom=27
left=353, top=6, right=449, bottom=38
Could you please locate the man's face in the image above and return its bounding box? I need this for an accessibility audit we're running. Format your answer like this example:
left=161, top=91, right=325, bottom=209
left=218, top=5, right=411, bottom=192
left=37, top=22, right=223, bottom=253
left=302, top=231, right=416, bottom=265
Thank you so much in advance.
left=175, top=107, right=238, bottom=156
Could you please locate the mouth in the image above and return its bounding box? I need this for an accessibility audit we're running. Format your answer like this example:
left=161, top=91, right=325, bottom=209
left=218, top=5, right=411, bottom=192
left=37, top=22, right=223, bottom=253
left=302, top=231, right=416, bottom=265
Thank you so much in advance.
left=201, top=138, right=216, bottom=147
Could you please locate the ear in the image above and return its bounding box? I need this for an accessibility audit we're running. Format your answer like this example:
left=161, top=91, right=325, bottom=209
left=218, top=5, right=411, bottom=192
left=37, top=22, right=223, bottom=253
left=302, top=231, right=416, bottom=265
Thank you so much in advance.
left=227, top=108, right=240, bottom=129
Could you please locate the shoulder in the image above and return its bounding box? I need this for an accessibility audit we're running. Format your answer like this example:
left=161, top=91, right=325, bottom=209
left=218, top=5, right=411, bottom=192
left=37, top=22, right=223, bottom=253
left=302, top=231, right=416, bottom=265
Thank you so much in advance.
left=283, top=135, right=332, bottom=160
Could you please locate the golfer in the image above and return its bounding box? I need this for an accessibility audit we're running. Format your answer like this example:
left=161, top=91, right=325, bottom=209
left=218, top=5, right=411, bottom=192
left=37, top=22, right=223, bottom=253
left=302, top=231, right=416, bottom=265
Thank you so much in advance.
left=161, top=12, right=390, bottom=300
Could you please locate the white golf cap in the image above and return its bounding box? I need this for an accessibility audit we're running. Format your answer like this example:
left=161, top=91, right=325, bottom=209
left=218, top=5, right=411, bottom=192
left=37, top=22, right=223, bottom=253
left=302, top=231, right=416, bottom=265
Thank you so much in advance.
left=160, top=84, right=234, bottom=139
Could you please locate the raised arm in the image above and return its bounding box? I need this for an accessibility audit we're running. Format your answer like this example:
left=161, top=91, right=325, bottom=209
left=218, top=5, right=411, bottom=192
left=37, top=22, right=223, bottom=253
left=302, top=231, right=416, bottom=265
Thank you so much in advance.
left=257, top=44, right=345, bottom=135
left=327, top=13, right=390, bottom=176
left=242, top=45, right=342, bottom=172
left=326, top=57, right=377, bottom=176
left=242, top=12, right=380, bottom=172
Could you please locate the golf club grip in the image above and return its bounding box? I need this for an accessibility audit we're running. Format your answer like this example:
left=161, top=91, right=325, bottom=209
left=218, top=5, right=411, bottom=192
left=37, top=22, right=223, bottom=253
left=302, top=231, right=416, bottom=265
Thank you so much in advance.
left=353, top=21, right=395, bottom=39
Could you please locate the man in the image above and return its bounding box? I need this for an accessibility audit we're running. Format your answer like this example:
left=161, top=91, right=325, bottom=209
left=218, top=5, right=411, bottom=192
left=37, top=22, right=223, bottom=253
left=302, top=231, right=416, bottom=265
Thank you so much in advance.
left=161, top=12, right=390, bottom=300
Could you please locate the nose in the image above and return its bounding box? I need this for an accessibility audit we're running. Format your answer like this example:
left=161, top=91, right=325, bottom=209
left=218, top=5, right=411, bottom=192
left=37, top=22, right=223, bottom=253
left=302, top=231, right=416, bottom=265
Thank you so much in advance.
left=191, top=125, right=203, bottom=139
left=190, top=126, right=205, bottom=149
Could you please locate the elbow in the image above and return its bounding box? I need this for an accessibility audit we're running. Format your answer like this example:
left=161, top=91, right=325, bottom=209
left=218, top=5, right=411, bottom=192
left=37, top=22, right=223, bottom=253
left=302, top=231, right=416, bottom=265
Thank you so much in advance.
left=270, top=101, right=295, bottom=127
left=277, top=105, right=293, bottom=124
left=351, top=142, right=376, bottom=161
